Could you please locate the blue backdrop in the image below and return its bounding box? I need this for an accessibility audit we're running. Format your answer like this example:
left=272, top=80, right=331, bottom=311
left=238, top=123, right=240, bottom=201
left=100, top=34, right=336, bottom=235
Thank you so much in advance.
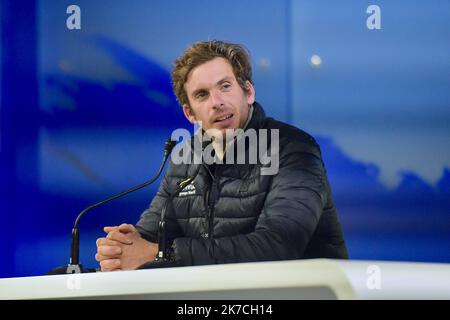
left=1, top=0, right=449, bottom=278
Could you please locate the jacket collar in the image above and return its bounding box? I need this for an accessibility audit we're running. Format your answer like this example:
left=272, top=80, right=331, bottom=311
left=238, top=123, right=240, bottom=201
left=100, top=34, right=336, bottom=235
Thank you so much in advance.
left=245, top=101, right=266, bottom=131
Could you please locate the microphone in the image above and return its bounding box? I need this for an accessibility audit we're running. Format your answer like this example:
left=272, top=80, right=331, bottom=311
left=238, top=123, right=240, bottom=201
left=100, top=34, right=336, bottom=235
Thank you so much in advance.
left=47, top=138, right=177, bottom=275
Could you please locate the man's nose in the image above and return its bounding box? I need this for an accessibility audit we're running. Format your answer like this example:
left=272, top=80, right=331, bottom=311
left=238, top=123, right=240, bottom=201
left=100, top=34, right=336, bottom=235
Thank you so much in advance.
left=210, top=90, right=224, bottom=110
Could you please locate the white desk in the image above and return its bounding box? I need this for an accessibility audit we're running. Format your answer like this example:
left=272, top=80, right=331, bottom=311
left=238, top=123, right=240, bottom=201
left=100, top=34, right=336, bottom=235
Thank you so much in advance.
left=1, top=259, right=449, bottom=299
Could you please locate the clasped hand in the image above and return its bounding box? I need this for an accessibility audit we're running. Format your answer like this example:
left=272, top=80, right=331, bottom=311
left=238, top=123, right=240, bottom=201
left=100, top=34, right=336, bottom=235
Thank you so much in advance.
left=95, top=223, right=158, bottom=272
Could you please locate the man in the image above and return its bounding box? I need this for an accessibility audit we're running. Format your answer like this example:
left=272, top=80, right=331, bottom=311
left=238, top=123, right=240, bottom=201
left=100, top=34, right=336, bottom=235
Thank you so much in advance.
left=95, top=40, right=348, bottom=272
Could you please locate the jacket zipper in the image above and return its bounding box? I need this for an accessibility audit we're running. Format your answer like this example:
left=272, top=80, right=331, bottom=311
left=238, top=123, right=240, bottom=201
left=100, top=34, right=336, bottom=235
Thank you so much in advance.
left=208, top=177, right=220, bottom=239
left=203, top=164, right=219, bottom=240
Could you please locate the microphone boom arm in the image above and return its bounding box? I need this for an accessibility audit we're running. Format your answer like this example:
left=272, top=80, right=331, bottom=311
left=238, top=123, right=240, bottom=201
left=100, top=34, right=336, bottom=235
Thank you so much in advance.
left=61, top=138, right=176, bottom=272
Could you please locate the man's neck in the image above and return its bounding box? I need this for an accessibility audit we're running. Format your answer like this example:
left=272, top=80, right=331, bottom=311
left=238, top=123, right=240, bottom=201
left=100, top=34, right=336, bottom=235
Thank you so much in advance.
left=212, top=104, right=254, bottom=161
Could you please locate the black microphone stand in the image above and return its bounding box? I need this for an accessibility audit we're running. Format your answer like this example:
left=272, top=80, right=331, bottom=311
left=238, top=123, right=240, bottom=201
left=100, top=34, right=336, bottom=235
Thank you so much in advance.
left=47, top=138, right=176, bottom=275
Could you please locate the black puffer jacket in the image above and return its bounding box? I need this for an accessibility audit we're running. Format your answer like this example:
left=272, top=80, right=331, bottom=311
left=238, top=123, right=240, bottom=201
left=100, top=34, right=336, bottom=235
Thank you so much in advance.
left=136, top=102, right=349, bottom=265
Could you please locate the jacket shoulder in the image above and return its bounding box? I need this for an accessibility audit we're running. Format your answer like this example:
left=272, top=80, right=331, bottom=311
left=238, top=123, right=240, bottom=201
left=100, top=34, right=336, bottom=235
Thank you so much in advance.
left=264, top=117, right=322, bottom=158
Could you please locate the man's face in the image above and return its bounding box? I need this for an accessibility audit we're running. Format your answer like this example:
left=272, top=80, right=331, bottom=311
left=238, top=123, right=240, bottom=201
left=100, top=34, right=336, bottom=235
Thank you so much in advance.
left=182, top=57, right=255, bottom=136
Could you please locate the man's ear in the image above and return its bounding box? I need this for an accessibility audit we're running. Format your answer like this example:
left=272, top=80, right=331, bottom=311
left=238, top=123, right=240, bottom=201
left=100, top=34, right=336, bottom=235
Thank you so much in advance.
left=182, top=104, right=197, bottom=124
left=245, top=81, right=256, bottom=105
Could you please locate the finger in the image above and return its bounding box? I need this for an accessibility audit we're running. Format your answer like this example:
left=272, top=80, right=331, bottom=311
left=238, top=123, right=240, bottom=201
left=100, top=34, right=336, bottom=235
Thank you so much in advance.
left=100, top=259, right=121, bottom=272
left=104, top=226, right=119, bottom=233
left=97, top=245, right=122, bottom=257
left=95, top=252, right=121, bottom=262
left=107, top=230, right=133, bottom=245
left=118, top=223, right=137, bottom=234
left=100, top=258, right=121, bottom=270
left=96, top=237, right=123, bottom=247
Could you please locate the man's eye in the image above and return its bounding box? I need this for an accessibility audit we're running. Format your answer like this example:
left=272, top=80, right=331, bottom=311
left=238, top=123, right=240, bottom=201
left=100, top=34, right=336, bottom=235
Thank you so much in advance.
left=196, top=92, right=207, bottom=99
left=221, top=83, right=231, bottom=90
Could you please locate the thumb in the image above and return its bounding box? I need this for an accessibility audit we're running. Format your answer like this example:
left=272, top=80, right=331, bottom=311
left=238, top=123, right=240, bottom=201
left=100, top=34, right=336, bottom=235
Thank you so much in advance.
left=118, top=223, right=137, bottom=234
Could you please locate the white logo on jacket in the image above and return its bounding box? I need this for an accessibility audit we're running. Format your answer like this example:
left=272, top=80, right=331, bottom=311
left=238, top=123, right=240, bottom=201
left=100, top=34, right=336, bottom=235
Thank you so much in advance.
left=178, top=182, right=196, bottom=197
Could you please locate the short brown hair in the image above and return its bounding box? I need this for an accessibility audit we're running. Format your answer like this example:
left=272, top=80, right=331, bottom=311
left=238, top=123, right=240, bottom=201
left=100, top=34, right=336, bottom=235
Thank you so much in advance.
left=172, top=40, right=253, bottom=107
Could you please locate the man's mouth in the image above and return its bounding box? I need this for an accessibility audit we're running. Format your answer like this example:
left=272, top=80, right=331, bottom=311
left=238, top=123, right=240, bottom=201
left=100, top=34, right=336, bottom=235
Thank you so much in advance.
left=214, top=114, right=233, bottom=123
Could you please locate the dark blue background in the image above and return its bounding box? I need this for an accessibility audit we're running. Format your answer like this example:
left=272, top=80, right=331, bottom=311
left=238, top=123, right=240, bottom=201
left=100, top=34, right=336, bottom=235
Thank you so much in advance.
left=1, top=0, right=449, bottom=278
